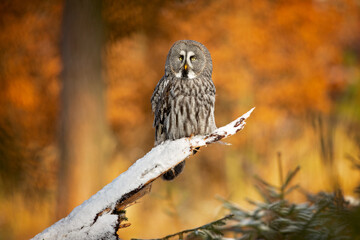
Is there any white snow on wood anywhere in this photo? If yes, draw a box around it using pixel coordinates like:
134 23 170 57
32 107 255 240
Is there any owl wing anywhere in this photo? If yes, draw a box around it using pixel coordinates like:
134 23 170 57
151 76 170 145
151 76 163 113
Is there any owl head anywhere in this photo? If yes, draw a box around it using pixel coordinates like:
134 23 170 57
165 40 212 79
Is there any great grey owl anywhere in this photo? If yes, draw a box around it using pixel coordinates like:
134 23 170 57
151 40 216 180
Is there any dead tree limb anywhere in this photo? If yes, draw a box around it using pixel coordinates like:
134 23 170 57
32 107 255 240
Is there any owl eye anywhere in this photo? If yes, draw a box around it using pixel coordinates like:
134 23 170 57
190 56 196 62
179 55 184 61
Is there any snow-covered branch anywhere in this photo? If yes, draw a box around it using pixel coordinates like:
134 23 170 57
32 107 255 240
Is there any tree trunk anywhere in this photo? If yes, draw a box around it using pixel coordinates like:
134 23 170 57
58 0 114 219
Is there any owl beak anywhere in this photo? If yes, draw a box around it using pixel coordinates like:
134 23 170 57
184 63 188 71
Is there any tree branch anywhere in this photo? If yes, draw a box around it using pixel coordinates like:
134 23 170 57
32 107 255 240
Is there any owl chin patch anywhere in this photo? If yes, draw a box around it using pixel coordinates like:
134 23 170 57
175 69 196 79
182 69 188 78
187 70 196 79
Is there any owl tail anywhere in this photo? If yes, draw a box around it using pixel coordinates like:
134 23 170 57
162 160 186 181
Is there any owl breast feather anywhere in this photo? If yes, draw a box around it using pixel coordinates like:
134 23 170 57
156 76 216 145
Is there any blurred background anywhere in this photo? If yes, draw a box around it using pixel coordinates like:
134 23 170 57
1 0 360 239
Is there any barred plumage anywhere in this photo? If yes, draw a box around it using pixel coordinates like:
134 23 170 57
151 40 216 180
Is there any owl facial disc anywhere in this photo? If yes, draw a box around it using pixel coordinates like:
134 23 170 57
174 50 197 79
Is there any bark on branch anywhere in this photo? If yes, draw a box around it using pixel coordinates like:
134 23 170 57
32 107 255 240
